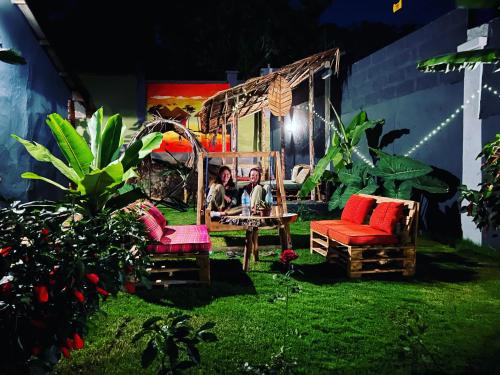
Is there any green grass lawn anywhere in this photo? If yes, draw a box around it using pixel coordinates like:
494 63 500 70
54 208 500 374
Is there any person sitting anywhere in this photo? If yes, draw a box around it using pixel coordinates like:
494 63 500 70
241 167 272 214
206 166 239 214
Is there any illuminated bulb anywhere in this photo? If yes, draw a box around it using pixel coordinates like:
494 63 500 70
466 100 470 104
432 130 437 135
484 84 488 88
488 87 492 91
472 94 475 98
455 109 460 113
494 91 498 95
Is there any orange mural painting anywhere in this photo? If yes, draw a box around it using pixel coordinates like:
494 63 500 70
146 83 230 152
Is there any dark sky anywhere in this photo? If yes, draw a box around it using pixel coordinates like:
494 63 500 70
26 0 458 79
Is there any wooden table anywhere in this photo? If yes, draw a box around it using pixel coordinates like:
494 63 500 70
221 213 298 271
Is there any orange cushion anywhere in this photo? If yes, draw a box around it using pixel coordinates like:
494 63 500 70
341 195 375 224
327 223 398 245
310 220 352 236
369 202 404 234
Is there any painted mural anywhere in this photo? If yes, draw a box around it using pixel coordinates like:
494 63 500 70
146 83 230 152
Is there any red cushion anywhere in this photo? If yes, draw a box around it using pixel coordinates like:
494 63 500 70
327 223 398 245
147 225 211 254
369 202 404 234
140 212 164 242
310 220 352 236
148 205 167 228
341 195 376 224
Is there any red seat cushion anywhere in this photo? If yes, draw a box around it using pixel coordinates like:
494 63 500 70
327 223 398 245
147 205 167 228
310 220 352 236
140 212 164 242
147 225 211 254
369 202 404 234
341 195 376 224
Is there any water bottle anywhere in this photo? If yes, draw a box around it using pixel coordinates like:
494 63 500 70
241 190 250 216
265 189 273 206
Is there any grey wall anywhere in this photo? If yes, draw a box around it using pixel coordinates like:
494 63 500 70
341 10 469 240
0 0 70 202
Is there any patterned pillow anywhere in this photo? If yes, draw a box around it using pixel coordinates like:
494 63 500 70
147 205 167 228
139 212 164 242
341 195 376 224
369 202 404 234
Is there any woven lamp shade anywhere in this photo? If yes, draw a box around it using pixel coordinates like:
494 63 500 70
267 76 292 117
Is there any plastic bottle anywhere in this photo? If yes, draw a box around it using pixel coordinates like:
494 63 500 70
241 190 250 216
265 188 273 206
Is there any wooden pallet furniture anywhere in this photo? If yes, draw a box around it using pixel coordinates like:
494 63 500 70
130 201 212 287
310 194 419 278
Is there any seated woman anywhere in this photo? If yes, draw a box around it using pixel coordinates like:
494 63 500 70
241 167 272 214
206 166 239 215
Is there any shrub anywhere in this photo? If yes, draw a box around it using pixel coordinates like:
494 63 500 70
0 201 150 373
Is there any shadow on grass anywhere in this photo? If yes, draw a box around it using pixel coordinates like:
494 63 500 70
414 252 480 282
137 259 257 309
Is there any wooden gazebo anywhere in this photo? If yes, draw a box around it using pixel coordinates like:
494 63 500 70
198 48 341 199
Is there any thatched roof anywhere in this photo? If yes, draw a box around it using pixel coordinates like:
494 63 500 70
199 48 341 133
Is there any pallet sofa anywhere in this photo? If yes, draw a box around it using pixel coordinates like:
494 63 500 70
310 194 419 278
130 200 211 287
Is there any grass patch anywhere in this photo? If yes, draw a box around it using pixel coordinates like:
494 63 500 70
54 207 500 374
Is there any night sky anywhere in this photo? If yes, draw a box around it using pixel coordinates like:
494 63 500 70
26 0 458 79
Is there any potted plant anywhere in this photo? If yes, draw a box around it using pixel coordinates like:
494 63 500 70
255 201 272 217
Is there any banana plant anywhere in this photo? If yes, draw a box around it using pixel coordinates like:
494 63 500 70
12 108 163 215
299 110 384 198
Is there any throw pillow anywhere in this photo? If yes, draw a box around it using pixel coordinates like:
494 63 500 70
139 212 164 242
148 205 167 228
369 202 404 234
341 195 376 224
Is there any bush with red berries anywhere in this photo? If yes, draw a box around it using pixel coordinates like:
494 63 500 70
0 201 150 373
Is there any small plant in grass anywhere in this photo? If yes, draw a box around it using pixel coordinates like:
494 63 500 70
397 310 442 373
133 311 217 375
242 250 300 375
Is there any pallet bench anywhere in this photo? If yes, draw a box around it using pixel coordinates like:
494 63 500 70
310 194 419 278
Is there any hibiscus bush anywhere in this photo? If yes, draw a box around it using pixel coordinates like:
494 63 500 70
0 201 150 373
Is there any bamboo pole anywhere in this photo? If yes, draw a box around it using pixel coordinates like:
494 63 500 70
308 68 316 201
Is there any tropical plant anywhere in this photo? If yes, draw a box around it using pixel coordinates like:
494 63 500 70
460 134 500 232
299 110 384 198
0 201 150 374
12 108 163 215
133 312 217 375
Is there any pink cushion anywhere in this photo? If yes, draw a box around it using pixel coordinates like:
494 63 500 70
341 195 376 224
140 212 163 242
147 225 211 254
369 202 404 234
327 223 399 245
147 205 167 228
310 220 352 236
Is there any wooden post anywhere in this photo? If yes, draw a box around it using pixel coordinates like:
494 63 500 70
324 61 332 167
275 151 288 215
196 153 205 225
261 109 270 179
279 116 286 178
231 113 238 179
308 68 316 201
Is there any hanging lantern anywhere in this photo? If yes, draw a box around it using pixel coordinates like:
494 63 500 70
267 75 292 117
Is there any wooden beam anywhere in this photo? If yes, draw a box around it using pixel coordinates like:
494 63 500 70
204 151 276 158
308 68 315 201
196 154 205 225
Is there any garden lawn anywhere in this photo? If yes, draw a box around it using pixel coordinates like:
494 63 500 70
54 208 500 374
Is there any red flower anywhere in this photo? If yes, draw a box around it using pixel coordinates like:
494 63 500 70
96 287 109 297
0 246 12 257
41 228 49 236
66 338 74 350
73 290 85 303
85 273 99 284
123 281 136 294
279 249 299 264
60 346 71 359
0 282 13 294
73 333 84 350
33 285 49 303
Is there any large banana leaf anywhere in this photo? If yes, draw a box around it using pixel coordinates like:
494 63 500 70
345 111 367 133
99 114 123 168
339 181 378 208
46 114 93 178
417 49 500 73
88 108 103 167
78 162 124 197
298 144 340 198
411 175 449 193
370 150 432 180
20 172 71 191
349 119 384 147
11 135 80 183
121 132 163 172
